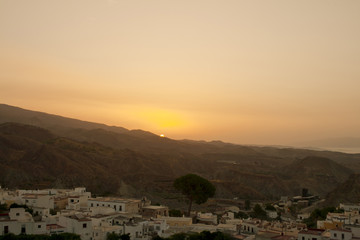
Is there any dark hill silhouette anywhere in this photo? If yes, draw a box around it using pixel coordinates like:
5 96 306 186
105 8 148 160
1 104 360 205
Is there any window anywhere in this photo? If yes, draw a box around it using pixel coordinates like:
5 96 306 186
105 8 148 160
71 199 74 203
38 225 42 228
342 234 344 239
91 203 93 207
120 206 122 211
4 226 9 234
16 213 20 216
83 223 87 228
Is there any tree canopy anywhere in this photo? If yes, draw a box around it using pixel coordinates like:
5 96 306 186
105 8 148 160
303 206 342 228
152 230 231 240
250 204 267 220
173 174 216 216
0 233 80 240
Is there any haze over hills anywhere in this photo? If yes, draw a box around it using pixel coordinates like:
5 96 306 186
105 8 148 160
294 137 360 154
1 103 360 206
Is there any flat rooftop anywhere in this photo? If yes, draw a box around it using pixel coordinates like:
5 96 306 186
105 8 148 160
89 197 141 204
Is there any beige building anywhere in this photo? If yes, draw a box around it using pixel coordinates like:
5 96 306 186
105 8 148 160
157 216 192 227
141 205 169 219
88 198 141 214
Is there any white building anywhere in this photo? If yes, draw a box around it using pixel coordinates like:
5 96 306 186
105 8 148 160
147 219 168 238
21 194 54 210
58 214 93 240
196 212 218 225
67 195 90 210
266 211 278 219
242 220 261 234
298 229 325 240
0 208 47 235
330 228 352 240
340 204 360 212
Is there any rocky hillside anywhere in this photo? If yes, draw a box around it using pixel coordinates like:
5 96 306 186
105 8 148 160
325 174 360 206
279 156 353 195
1 104 360 204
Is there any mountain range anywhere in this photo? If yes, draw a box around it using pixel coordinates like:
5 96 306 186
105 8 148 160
1 103 360 207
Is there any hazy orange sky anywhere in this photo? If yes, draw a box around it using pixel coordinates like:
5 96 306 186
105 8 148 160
1 0 360 145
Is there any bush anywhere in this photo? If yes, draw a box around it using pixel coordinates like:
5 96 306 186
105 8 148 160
169 209 182 217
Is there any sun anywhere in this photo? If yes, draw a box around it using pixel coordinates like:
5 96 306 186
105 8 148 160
160 134 165 137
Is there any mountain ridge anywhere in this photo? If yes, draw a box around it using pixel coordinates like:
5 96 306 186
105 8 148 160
1 104 360 207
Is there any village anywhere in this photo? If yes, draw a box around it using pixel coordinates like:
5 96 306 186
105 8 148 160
1 186 360 240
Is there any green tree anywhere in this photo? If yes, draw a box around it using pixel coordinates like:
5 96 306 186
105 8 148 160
106 233 120 240
0 203 8 213
169 233 187 240
250 204 267 220
169 209 182 217
265 204 276 211
174 174 216 216
244 199 251 210
303 206 338 228
119 234 130 240
9 203 33 215
234 211 248 219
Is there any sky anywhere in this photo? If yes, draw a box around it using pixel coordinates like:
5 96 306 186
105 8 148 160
1 0 360 146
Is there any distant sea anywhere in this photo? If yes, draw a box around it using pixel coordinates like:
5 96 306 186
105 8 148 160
322 147 360 154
